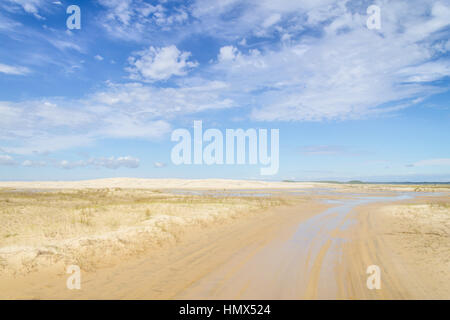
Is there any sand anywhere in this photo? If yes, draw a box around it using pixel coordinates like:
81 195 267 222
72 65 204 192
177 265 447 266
375 199 450 298
338 197 449 299
0 188 288 276
0 179 448 299
0 177 445 192
0 178 318 190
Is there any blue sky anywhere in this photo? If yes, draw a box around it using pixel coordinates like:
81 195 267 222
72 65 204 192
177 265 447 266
0 0 449 182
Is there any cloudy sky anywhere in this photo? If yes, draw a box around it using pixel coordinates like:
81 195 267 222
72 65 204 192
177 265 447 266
0 0 449 182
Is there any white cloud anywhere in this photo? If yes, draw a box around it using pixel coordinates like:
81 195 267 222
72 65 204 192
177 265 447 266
262 13 281 28
98 0 188 41
59 156 140 170
397 61 450 83
92 81 234 118
21 156 141 169
127 46 198 82
153 161 166 168
0 13 21 32
0 63 30 75
0 78 234 154
2 0 46 19
218 46 240 62
216 46 265 68
154 8 188 26
200 1 450 121
413 159 450 167
191 0 342 39
0 97 171 155
0 155 16 166
47 39 84 53
22 159 47 167
94 55 104 61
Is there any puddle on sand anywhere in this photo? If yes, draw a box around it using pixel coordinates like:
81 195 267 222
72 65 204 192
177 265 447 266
176 191 444 299
285 193 416 298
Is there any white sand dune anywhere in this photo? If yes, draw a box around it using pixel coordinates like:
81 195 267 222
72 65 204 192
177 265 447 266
0 178 320 190
0 178 446 193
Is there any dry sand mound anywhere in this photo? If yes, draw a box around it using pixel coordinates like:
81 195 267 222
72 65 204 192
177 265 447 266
0 188 289 275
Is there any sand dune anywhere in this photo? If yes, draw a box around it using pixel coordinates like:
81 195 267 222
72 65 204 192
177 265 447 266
0 188 288 276
0 178 317 190
0 178 446 193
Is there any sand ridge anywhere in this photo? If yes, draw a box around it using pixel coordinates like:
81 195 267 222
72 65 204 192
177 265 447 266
0 178 318 190
0 177 447 192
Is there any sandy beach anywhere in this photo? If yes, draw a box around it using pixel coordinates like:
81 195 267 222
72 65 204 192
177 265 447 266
0 179 448 299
